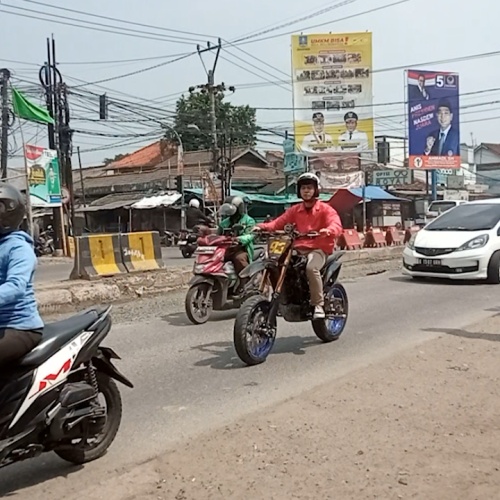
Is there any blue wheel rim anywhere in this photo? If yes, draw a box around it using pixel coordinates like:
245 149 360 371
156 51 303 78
326 286 347 336
248 304 274 358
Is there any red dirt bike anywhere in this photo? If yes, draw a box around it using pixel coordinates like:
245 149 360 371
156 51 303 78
184 225 265 325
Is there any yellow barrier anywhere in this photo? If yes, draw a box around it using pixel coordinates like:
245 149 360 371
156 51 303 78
120 231 164 272
70 234 127 280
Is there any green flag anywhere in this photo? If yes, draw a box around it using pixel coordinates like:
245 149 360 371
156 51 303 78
11 87 54 124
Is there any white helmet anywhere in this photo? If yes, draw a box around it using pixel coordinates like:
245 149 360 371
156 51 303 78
296 172 320 198
189 198 200 209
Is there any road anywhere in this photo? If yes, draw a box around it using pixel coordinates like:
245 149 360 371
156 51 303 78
35 247 193 283
1 271 498 497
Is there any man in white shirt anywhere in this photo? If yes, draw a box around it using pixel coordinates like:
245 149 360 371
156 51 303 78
338 111 369 151
301 112 335 153
410 74 431 101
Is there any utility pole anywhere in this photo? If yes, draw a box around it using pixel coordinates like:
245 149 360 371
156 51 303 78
39 36 63 253
190 39 236 201
0 68 11 179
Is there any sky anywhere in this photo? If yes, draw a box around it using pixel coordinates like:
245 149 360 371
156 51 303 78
2 0 499 168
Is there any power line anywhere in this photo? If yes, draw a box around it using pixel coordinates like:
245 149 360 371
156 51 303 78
21 0 217 39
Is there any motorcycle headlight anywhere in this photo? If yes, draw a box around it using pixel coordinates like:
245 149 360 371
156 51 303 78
406 234 417 250
457 234 489 252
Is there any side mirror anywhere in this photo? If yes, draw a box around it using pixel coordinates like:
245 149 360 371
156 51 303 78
497 227 500 237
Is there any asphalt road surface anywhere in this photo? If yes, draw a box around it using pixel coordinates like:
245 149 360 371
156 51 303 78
35 247 193 283
1 271 498 497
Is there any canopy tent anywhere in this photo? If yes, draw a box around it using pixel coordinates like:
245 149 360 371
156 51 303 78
328 186 409 213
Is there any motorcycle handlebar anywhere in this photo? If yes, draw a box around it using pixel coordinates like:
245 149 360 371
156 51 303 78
255 230 321 238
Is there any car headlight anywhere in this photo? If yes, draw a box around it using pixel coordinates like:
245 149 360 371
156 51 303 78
406 234 417 250
457 234 489 251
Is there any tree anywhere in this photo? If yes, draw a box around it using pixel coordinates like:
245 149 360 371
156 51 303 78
168 92 257 151
103 153 128 166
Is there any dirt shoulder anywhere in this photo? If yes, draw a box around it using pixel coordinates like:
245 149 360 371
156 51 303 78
110 314 500 500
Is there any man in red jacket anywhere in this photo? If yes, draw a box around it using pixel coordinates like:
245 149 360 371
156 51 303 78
255 172 343 319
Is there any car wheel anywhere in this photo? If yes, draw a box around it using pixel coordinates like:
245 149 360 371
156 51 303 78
486 251 500 284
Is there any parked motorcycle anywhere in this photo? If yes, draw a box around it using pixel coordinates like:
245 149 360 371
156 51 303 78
233 223 349 366
184 225 265 325
0 306 133 469
35 227 55 256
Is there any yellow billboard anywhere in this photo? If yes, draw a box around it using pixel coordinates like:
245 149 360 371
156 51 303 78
291 32 374 155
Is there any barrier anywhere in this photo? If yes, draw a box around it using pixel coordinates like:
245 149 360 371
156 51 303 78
337 229 363 250
364 228 387 248
385 226 403 246
70 234 126 280
404 226 420 244
120 231 165 272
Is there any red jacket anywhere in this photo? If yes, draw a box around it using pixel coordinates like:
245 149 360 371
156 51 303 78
258 200 343 254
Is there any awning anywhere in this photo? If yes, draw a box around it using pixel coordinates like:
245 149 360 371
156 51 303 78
328 186 410 213
130 193 181 209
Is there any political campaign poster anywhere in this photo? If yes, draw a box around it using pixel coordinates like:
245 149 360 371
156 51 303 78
25 144 62 207
291 32 374 156
407 70 460 169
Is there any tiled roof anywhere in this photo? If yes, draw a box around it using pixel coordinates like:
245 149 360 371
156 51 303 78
481 143 500 157
107 140 171 170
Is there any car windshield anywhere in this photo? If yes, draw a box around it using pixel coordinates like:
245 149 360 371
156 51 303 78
428 201 457 214
426 203 500 231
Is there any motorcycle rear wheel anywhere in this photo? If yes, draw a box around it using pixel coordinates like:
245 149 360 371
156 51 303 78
233 295 275 366
54 373 122 465
312 282 349 342
185 283 213 324
181 247 194 258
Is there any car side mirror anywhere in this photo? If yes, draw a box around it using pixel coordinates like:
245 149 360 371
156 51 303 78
497 227 500 236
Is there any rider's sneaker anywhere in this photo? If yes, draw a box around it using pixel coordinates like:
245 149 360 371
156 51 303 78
313 305 325 319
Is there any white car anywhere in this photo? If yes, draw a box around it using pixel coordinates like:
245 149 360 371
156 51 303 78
403 199 500 283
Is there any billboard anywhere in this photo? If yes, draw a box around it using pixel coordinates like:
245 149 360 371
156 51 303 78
308 153 364 190
291 32 374 155
25 145 62 207
407 70 460 169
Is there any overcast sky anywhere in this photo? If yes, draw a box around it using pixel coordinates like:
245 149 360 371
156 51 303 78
2 0 498 166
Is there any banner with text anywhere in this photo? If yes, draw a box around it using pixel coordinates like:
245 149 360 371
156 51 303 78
407 70 460 169
25 144 62 207
291 32 374 157
308 153 363 190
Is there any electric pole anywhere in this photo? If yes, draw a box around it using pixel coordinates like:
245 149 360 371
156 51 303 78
190 39 235 201
0 68 11 179
39 36 64 253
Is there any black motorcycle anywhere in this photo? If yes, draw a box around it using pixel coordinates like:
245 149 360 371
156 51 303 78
178 229 199 258
233 223 348 366
0 306 132 469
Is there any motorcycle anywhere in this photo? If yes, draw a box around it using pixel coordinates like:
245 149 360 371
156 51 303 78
0 305 133 469
178 229 199 258
184 224 265 325
35 229 55 257
233 223 349 366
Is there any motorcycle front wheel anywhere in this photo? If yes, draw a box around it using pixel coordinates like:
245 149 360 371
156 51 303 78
312 282 349 342
185 283 213 324
54 373 122 465
233 295 275 366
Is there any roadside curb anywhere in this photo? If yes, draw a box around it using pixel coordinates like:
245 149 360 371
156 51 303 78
36 246 404 313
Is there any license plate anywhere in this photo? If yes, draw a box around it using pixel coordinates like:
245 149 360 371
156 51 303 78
179 241 187 245
418 258 441 266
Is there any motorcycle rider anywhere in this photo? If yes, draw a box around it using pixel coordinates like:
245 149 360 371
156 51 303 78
218 196 256 296
0 184 43 368
254 172 343 319
186 198 212 230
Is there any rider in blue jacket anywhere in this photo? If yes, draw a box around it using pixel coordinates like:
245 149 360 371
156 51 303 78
0 184 43 367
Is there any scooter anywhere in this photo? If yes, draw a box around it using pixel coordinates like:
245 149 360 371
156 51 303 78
184 225 265 324
178 229 200 258
0 306 133 469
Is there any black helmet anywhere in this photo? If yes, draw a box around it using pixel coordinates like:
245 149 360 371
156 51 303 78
296 172 320 198
0 183 25 235
219 195 245 218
